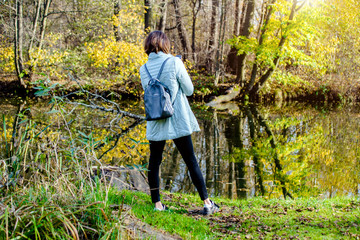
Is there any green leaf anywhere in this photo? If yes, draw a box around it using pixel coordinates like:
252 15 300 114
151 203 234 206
45 110 60 114
129 138 139 144
18 119 28 125
34 124 52 139
78 131 89 139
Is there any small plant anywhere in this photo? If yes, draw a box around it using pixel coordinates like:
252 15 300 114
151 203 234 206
0 77 138 238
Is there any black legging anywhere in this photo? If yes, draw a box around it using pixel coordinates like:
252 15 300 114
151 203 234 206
148 135 208 203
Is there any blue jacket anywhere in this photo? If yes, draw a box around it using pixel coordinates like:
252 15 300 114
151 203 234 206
140 51 200 141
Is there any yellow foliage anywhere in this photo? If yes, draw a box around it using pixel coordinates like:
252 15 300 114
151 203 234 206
111 0 145 43
85 37 146 81
0 45 15 73
27 33 70 78
83 0 147 85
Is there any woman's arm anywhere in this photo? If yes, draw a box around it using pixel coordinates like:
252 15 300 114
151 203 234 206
175 58 194 96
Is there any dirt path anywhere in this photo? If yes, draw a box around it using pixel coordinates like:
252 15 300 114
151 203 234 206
97 166 182 239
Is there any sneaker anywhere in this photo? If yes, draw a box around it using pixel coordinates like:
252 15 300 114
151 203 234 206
154 203 168 211
200 200 220 215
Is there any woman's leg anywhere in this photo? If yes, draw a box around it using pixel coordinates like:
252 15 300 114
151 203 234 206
148 140 166 203
173 135 209 201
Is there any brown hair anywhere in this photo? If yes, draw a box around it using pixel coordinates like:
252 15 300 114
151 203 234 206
144 31 170 55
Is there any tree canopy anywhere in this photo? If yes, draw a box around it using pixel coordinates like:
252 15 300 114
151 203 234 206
0 0 359 99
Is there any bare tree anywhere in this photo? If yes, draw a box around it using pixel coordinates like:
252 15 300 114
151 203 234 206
190 0 202 62
226 0 242 74
14 0 26 88
233 0 241 36
214 0 228 85
12 0 53 88
28 0 42 60
172 0 192 60
38 0 51 52
206 0 220 73
157 0 168 32
236 0 255 87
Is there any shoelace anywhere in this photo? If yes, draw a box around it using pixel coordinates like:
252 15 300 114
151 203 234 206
204 200 214 208
154 203 167 211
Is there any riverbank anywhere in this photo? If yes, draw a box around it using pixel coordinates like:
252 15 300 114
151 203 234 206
3 168 359 239
1 73 359 104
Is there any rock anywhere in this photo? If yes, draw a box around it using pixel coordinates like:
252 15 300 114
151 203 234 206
208 102 240 113
206 85 241 106
92 166 150 193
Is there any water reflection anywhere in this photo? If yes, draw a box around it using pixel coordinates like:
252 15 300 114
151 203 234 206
1 98 359 199
160 103 360 199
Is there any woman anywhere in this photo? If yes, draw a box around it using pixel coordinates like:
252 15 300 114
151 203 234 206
139 31 219 215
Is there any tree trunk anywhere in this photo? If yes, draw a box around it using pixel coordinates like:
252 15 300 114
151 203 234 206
233 0 241 36
28 0 42 58
172 0 191 60
248 0 298 97
113 0 121 42
113 0 121 69
38 0 51 52
215 0 228 85
158 0 167 32
206 0 220 73
191 0 201 62
27 0 51 79
144 0 151 33
14 0 26 89
164 147 180 191
243 0 275 95
236 0 255 87
191 14 196 60
226 0 244 74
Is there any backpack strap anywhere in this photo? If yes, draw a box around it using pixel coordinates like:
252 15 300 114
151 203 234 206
157 57 171 79
144 64 153 79
144 57 171 80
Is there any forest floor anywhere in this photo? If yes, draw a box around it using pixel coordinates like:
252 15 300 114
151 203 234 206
98 169 360 239
120 189 360 239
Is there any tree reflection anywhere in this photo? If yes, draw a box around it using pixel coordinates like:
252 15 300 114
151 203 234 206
250 106 293 199
225 113 247 199
245 106 266 197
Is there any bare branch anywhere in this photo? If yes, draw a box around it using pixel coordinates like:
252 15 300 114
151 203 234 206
97 120 143 160
63 71 145 121
0 3 16 11
65 101 144 120
295 0 307 12
45 10 83 18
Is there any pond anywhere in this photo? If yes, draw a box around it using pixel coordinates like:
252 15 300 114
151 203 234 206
1 97 359 199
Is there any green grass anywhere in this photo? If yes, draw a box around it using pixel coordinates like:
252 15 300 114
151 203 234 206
115 190 215 239
120 190 360 239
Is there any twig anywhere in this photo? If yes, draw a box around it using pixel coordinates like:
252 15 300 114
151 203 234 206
65 101 144 120
97 120 143 160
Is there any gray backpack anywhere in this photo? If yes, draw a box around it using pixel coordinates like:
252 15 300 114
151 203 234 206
144 57 174 121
